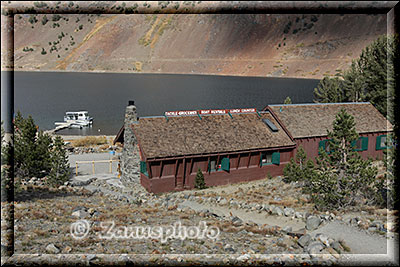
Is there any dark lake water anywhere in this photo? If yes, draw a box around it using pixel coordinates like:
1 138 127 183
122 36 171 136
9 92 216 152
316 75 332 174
6 71 319 135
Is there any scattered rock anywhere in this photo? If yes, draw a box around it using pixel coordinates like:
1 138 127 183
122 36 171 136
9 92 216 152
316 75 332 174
307 241 324 254
272 206 283 216
283 207 294 217
231 216 243 227
298 234 312 248
62 246 72 253
46 243 60 254
306 216 321 231
72 209 89 218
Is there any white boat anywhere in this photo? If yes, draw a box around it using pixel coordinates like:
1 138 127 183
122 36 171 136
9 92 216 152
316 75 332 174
54 111 93 128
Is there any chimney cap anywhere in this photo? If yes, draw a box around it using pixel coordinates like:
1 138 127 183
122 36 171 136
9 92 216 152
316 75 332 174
128 100 135 106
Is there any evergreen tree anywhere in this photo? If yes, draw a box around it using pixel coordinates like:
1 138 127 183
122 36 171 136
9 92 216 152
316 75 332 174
48 136 71 186
14 111 38 178
313 35 398 123
283 145 314 184
309 109 378 210
35 131 53 177
194 168 206 189
284 96 292 104
313 76 346 103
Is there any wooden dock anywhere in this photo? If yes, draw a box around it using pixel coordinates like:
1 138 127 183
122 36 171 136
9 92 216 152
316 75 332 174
45 122 74 134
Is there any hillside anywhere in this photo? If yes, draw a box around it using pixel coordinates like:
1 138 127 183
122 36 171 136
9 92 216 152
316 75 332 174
13 13 386 78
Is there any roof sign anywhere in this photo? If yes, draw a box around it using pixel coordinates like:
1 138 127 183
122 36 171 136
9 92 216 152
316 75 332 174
165 108 257 117
262 118 278 132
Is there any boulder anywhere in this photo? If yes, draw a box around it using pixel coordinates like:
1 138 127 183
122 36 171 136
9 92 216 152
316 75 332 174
72 209 89 219
297 234 312 248
46 243 60 254
306 216 321 230
272 207 283 216
307 241 324 254
283 207 295 217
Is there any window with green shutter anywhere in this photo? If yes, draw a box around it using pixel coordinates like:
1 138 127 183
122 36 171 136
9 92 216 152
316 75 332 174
376 135 389 150
352 137 369 151
220 157 230 171
318 139 332 154
208 157 217 172
260 152 273 166
271 152 280 165
140 161 148 176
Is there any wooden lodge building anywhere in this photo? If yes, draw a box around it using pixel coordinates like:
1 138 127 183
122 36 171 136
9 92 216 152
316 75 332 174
115 102 393 193
265 102 393 161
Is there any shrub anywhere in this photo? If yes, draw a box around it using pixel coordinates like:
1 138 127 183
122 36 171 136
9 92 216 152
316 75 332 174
41 15 49 25
71 136 108 147
194 168 206 189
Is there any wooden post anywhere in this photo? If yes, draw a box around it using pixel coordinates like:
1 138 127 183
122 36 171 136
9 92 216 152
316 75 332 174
237 154 241 170
76 162 78 176
109 160 112 173
92 161 95 174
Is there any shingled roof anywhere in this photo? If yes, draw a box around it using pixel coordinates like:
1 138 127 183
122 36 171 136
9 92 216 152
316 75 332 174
131 112 295 159
268 102 393 139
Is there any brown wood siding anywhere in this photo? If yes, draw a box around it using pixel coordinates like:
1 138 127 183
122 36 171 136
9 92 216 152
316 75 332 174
141 148 294 193
295 131 389 162
150 161 161 178
238 153 249 168
161 159 176 177
229 154 239 169
249 152 260 167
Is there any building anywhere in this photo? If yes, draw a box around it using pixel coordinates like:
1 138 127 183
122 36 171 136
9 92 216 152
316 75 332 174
265 102 393 161
115 102 393 193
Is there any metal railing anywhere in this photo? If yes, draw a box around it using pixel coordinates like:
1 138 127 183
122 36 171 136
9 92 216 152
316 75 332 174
75 159 120 175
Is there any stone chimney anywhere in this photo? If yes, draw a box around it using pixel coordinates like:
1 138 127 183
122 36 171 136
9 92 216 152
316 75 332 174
120 100 139 186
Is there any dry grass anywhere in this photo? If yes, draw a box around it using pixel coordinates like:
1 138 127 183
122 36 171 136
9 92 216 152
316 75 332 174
71 136 108 147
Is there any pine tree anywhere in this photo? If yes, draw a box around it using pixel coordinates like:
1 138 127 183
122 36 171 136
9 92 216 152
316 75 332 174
313 76 346 103
313 35 398 123
284 96 292 104
35 131 53 177
194 168 206 189
309 109 379 210
14 111 38 178
283 145 314 184
48 136 71 186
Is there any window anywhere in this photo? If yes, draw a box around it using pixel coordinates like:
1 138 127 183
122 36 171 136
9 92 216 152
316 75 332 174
261 152 272 165
376 135 391 150
140 161 148 176
351 137 368 151
318 139 332 154
260 151 280 165
209 156 229 172
208 157 217 172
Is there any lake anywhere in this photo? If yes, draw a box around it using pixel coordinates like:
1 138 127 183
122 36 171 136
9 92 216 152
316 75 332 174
6 71 319 135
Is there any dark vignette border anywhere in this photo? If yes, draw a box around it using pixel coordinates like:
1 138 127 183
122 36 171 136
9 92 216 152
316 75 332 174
1 1 399 266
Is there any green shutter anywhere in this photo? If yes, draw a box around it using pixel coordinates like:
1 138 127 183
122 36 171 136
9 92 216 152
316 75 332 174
271 152 280 165
140 161 148 176
361 137 369 151
376 135 382 150
318 140 326 154
221 157 230 171
208 159 211 173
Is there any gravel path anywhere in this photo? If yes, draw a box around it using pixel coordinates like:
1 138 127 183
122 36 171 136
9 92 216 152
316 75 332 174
309 220 395 254
180 200 306 231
